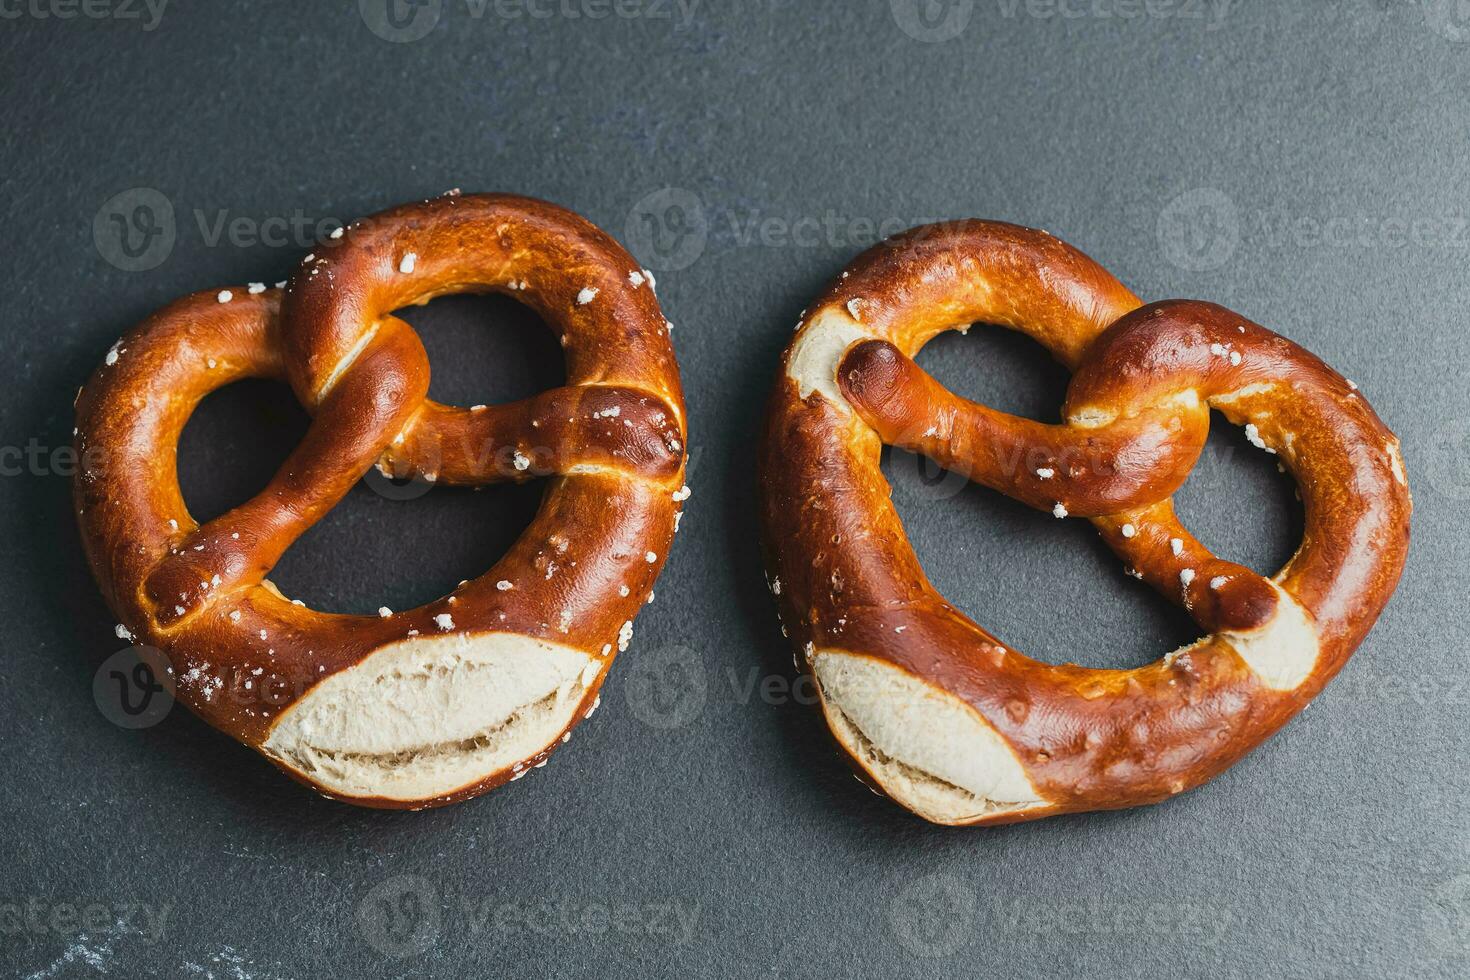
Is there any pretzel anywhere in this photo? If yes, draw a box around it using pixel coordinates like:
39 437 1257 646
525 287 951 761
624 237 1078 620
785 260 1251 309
759 221 1411 826
75 194 688 809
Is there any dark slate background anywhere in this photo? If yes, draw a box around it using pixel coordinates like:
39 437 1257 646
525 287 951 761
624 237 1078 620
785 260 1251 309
2 2 1466 977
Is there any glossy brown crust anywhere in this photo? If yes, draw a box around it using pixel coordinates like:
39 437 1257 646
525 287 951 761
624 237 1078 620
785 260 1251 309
759 221 1411 824
75 194 687 808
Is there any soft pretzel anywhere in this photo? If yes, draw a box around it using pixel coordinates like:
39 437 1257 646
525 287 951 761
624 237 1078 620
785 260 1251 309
75 194 688 808
759 221 1410 826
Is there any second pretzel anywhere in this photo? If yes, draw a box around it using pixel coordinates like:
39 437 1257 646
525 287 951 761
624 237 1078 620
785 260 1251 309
759 221 1411 826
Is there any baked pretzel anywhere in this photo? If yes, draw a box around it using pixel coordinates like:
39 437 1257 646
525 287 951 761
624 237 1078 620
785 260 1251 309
759 221 1410 826
75 194 688 809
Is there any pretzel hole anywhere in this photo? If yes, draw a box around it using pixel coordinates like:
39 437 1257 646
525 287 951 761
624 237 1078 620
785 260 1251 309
884 443 1198 670
267 295 567 615
395 292 565 406
918 324 1070 422
266 479 545 617
882 327 1182 668
1173 410 1302 577
177 378 309 524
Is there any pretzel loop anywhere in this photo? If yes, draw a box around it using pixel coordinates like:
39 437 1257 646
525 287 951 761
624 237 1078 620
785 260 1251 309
76 194 688 809
760 221 1410 826
283 194 683 485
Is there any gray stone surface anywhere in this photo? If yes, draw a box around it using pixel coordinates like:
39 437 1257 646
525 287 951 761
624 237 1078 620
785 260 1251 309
1 2 1465 977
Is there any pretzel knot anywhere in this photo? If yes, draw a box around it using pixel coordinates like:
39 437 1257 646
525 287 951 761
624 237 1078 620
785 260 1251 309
75 194 688 808
759 221 1411 826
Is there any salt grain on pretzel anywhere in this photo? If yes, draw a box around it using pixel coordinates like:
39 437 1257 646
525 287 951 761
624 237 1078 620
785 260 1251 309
75 194 688 809
759 220 1410 826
